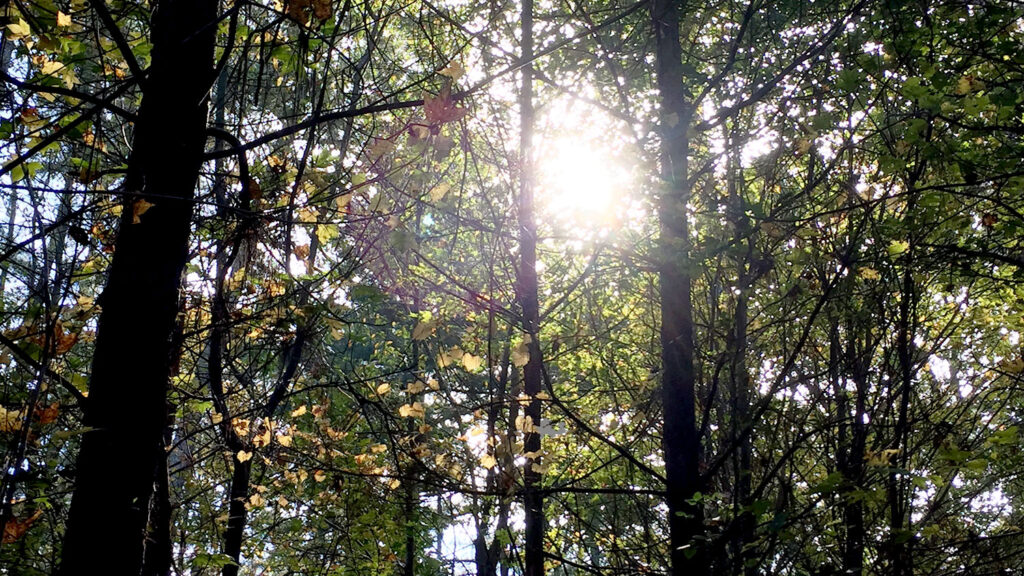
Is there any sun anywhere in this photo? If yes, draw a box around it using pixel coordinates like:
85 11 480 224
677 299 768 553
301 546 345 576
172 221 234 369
536 129 630 234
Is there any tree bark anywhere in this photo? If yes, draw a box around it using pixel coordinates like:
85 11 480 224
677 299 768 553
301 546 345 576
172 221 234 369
518 0 544 574
58 0 216 573
652 1 707 574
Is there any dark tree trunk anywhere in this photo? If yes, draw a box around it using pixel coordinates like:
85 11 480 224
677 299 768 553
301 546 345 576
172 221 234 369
652 1 706 574
518 0 543 574
834 317 867 576
725 133 754 576
58 0 216 573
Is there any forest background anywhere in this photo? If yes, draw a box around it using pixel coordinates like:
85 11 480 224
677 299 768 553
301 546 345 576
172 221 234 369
1 0 1023 575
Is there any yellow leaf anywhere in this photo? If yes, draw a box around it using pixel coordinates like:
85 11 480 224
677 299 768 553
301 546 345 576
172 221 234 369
426 377 439 391
388 478 402 490
248 493 264 507
437 347 462 368
314 469 327 482
132 199 155 224
211 412 223 425
858 268 880 281
480 454 497 469
276 433 292 447
232 418 250 436
370 443 387 454
531 462 549 474
252 425 272 448
515 415 536 434
462 353 483 372
375 382 391 396
412 319 436 340
335 193 352 212
511 341 530 367
277 496 289 507
0 405 26 432
406 380 426 394
429 183 450 201
290 404 307 418
57 11 72 27
41 60 63 76
6 19 31 40
438 61 465 80
236 450 252 463
398 402 425 419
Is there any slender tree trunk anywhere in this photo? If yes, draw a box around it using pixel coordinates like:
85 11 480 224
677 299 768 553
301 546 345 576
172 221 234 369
58 0 216 573
726 145 754 576
652 1 706 574
889 239 916 576
518 0 544 574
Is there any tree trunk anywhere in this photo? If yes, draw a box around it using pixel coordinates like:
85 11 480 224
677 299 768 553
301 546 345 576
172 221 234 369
726 146 754 576
652 1 706 574
518 0 544 574
58 0 216 573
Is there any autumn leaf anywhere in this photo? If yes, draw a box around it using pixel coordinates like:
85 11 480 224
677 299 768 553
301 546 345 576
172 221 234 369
412 319 437 340
41 60 63 76
252 424 272 448
858 268 880 281
398 402 425 419
511 341 530 367
429 183 450 201
132 199 155 224
375 383 391 396
312 0 331 19
461 353 483 372
438 61 465 80
388 478 401 490
232 417 250 437
367 138 395 160
56 11 72 27
335 193 352 212
290 404 307 418
0 405 26 433
6 19 31 40
2 510 43 544
236 450 253 463
285 0 311 24
34 402 59 425
423 92 469 126
313 469 326 482
480 454 497 469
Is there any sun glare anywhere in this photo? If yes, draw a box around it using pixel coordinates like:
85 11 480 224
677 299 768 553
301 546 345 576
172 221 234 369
537 129 630 234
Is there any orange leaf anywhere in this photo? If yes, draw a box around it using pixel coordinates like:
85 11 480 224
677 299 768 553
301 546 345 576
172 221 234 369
2 510 42 544
35 402 59 425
